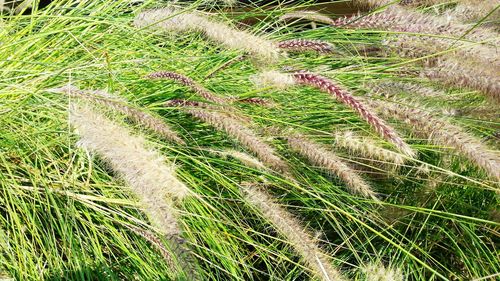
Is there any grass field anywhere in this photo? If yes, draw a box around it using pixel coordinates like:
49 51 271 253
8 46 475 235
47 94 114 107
1 1 499 280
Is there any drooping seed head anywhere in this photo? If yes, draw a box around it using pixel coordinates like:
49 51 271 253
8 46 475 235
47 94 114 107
292 70 415 157
277 39 335 54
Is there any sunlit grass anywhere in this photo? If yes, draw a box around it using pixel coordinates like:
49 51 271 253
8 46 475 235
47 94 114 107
1 1 498 280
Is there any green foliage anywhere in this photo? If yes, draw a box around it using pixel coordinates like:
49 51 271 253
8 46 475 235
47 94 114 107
1 1 498 280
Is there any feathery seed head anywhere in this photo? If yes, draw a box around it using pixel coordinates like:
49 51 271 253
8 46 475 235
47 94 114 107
169 101 288 172
237 97 270 106
368 99 500 181
333 6 499 46
277 39 335 54
135 8 281 63
126 225 176 269
292 71 415 157
288 133 379 200
421 58 500 102
165 99 204 108
213 149 267 170
147 71 231 104
70 104 191 236
368 80 448 99
360 263 404 281
52 85 184 144
334 131 406 167
280 10 335 25
242 184 347 281
251 70 296 89
133 7 196 32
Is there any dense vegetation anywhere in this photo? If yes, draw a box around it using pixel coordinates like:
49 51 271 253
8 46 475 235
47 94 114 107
1 1 498 280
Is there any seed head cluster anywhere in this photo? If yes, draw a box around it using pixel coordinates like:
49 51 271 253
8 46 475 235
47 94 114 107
368 99 500 181
293 71 415 157
134 8 281 63
288 133 379 200
70 104 191 236
242 184 347 281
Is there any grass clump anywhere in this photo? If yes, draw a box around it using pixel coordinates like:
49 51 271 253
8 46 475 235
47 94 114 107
0 0 499 280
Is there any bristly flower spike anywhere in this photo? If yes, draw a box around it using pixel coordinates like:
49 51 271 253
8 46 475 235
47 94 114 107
51 85 184 144
288 133 379 200
242 184 348 281
292 71 415 157
277 39 335 54
168 100 289 172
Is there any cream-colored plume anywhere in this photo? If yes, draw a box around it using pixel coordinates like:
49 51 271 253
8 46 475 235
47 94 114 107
70 104 190 236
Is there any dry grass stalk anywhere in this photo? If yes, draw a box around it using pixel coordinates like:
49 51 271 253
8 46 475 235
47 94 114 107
293 71 415 157
368 99 500 181
168 100 288 172
288 133 378 200
277 39 335 54
134 8 280 63
241 184 346 281
334 131 406 167
53 85 184 144
70 104 191 236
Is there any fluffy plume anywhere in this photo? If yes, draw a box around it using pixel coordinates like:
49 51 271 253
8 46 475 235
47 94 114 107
134 8 280 62
377 34 499 100
360 263 404 281
381 34 499 75
332 6 499 45
368 80 448 99
53 85 184 144
351 0 391 8
237 97 269 106
334 131 406 167
146 71 230 104
126 224 199 279
277 39 335 54
70 104 191 236
450 1 500 23
205 0 237 6
421 58 500 102
279 10 336 25
401 0 500 23
292 71 415 157
241 184 346 281
168 100 288 172
209 149 267 170
147 71 268 105
368 99 500 181
288 133 378 200
251 70 297 89
126 224 176 268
